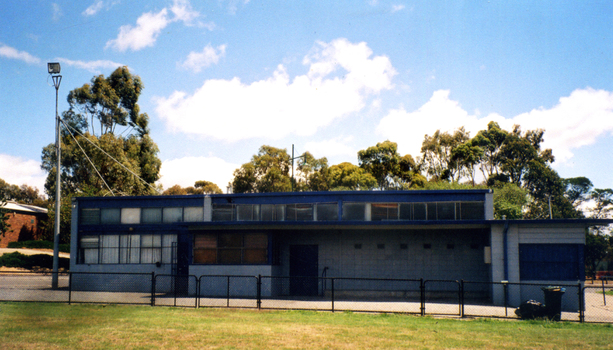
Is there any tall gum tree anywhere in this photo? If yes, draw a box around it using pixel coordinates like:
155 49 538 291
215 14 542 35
41 66 161 199
41 67 162 242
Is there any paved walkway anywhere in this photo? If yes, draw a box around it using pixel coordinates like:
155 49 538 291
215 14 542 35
0 248 70 259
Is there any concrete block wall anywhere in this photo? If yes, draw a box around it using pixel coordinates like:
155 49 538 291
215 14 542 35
278 228 490 284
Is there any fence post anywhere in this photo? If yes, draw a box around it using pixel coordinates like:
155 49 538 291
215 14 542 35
331 278 335 313
502 281 508 317
460 280 465 318
68 272 72 305
602 279 607 306
227 276 231 308
420 278 425 316
257 275 262 310
197 276 201 309
579 282 585 323
151 272 156 307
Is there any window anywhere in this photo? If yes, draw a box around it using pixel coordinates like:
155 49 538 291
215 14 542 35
427 203 437 220
78 233 176 265
193 233 269 264
342 203 366 221
142 208 162 224
371 203 398 221
100 208 120 224
413 203 427 220
399 204 412 220
80 236 99 263
212 204 234 221
437 203 455 220
316 203 338 221
141 235 162 263
236 204 259 221
80 208 100 225
120 235 140 263
260 204 286 221
121 208 140 224
459 202 485 220
184 207 204 222
100 235 119 263
163 207 183 223
286 204 313 221
519 244 584 281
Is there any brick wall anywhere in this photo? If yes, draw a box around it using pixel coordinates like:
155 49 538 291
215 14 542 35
0 211 43 248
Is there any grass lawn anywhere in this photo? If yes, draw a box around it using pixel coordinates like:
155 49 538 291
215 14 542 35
1 302 612 349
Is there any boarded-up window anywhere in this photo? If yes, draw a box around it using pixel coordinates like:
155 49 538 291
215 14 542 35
193 233 269 264
519 244 584 281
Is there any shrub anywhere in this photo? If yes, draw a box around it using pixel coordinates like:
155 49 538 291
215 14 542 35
7 240 70 253
0 252 69 270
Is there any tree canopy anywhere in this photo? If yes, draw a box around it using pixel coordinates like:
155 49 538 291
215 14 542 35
41 66 161 199
163 181 223 195
40 67 162 243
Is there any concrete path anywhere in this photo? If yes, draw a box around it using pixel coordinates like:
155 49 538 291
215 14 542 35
0 248 70 259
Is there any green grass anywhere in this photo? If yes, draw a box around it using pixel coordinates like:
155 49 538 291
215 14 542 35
0 303 612 349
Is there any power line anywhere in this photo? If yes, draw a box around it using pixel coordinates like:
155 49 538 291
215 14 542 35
62 120 114 196
61 120 161 195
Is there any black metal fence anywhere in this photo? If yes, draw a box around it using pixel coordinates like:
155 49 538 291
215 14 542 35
1 271 612 323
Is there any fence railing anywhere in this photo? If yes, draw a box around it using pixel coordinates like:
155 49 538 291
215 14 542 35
1 271 612 323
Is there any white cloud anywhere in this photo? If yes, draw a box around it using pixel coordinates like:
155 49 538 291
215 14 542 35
57 58 123 73
0 44 40 65
83 1 104 16
225 0 250 15
0 155 46 193
377 90 482 156
170 0 200 24
391 4 405 13
105 8 170 52
106 0 200 52
158 156 238 191
52 3 62 21
156 38 396 142
376 88 613 164
179 44 226 72
512 88 613 162
304 137 356 158
199 21 216 31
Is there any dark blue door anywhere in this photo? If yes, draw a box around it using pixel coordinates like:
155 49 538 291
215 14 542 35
290 245 318 296
175 233 190 295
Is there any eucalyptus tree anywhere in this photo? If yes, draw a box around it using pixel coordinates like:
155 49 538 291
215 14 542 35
420 128 470 182
232 145 292 193
41 66 161 198
358 140 423 190
327 162 377 191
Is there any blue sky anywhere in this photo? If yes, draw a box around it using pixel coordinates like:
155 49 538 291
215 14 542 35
1 0 612 194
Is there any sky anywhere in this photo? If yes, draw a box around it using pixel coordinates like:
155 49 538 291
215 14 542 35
1 0 613 195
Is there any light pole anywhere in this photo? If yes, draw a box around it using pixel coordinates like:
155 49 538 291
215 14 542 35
48 62 62 289
290 144 306 192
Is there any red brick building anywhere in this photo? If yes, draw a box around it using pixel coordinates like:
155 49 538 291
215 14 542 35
0 202 48 248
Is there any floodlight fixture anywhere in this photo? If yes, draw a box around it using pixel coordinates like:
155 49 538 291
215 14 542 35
48 62 61 74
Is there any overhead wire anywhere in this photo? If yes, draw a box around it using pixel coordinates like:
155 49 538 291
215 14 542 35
60 119 162 195
61 120 114 196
